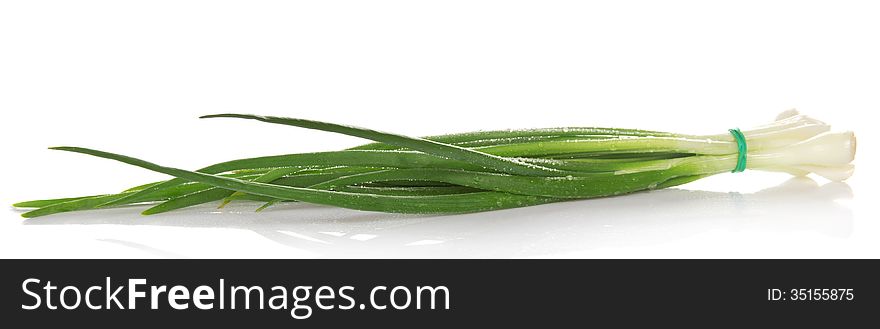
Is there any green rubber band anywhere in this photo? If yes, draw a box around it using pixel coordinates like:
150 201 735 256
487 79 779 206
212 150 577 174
728 128 747 173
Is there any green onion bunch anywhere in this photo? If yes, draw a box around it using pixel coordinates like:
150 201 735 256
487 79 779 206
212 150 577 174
14 110 855 218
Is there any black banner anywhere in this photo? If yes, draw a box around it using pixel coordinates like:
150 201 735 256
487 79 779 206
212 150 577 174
1 260 876 326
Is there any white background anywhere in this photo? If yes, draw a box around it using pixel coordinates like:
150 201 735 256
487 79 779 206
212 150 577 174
1 1 876 258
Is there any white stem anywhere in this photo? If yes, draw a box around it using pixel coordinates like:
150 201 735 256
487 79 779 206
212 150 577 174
749 131 856 168
737 110 857 181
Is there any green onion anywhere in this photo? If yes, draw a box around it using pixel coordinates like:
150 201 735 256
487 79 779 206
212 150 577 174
14 110 855 218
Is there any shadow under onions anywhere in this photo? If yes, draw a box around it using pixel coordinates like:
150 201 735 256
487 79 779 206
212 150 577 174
22 177 853 258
